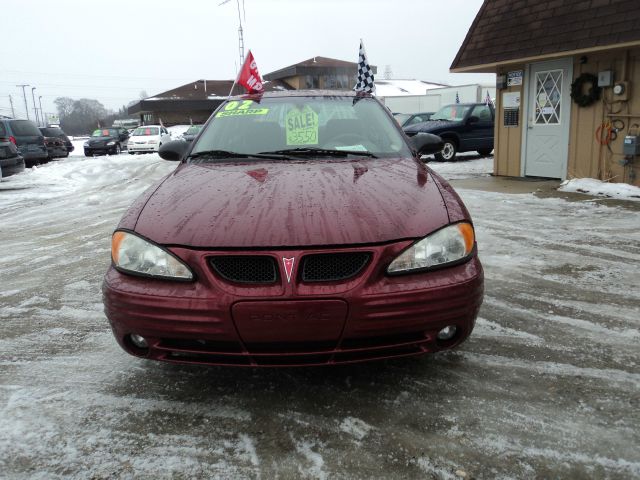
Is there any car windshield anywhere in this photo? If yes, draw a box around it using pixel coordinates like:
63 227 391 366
132 127 160 136
190 96 412 161
185 125 203 135
92 129 118 137
431 105 472 121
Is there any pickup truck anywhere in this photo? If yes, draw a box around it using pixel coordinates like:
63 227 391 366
403 103 495 161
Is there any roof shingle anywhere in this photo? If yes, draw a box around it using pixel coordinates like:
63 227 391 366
451 0 640 71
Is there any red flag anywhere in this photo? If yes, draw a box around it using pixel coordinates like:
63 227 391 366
237 50 264 94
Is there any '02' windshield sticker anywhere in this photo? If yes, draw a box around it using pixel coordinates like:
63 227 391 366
286 105 319 145
216 99 269 117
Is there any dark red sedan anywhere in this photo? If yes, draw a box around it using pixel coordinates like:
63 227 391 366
103 91 483 367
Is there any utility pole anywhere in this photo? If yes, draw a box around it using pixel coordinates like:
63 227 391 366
16 84 29 120
39 96 45 126
31 87 39 126
9 95 16 118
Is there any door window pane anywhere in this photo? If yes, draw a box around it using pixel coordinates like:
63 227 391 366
534 69 562 125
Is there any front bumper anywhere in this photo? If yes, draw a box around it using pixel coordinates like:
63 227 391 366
128 143 158 153
103 242 484 367
84 146 116 156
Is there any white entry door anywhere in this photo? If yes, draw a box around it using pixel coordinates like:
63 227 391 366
524 59 572 178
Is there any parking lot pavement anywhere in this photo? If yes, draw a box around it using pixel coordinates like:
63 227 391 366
1 155 639 479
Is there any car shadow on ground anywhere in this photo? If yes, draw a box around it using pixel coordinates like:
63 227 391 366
106 350 470 405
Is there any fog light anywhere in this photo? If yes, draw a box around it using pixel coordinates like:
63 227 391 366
437 326 457 341
130 334 148 348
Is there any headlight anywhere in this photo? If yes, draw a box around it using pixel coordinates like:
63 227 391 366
83 141 89 147
111 231 193 280
148 139 158 144
107 141 116 146
387 223 475 274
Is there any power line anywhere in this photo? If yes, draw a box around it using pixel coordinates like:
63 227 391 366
0 80 161 91
0 69 191 82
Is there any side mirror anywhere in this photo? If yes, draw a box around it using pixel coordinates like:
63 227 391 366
409 133 444 155
467 115 479 124
159 140 189 161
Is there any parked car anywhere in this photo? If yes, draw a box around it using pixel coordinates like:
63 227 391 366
103 90 483 367
180 124 203 143
39 126 74 155
84 127 129 156
393 112 434 128
404 103 495 161
39 127 68 160
127 125 172 154
0 118 48 167
0 138 25 177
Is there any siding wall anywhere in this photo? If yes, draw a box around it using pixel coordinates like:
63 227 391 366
494 64 525 177
568 47 640 186
494 48 640 186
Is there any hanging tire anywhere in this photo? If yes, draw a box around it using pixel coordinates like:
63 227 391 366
434 140 457 161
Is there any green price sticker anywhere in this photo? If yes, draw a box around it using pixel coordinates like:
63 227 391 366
216 99 269 117
286 106 319 145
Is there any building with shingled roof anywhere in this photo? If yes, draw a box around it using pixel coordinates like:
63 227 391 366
452 0 640 186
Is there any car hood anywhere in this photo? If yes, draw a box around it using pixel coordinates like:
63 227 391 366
132 157 449 248
405 120 460 133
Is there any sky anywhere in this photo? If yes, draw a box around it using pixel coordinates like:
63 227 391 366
0 0 492 119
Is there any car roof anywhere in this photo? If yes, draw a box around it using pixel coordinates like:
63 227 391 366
230 89 374 101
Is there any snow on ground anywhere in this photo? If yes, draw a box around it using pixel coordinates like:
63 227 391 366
0 153 639 478
426 153 493 179
560 177 640 201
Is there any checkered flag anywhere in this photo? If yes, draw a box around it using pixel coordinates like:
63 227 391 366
354 39 375 94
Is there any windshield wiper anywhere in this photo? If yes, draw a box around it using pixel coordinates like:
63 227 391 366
260 147 377 158
187 150 291 161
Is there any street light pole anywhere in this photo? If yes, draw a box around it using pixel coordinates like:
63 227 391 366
39 96 45 126
9 95 16 118
16 84 30 120
31 87 39 126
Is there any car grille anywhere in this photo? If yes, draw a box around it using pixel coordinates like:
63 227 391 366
301 252 370 282
209 256 277 284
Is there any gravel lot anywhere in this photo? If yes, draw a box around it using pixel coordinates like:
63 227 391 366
1 151 638 479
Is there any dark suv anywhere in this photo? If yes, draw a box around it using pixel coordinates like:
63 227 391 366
0 138 25 177
404 103 495 161
84 127 129 156
0 118 48 167
39 126 74 157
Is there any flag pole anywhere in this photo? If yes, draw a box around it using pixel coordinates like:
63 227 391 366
228 50 248 98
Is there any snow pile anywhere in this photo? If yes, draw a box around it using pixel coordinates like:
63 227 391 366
559 178 640 201
427 156 493 179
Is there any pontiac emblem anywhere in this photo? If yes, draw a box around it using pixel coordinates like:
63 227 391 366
282 257 295 283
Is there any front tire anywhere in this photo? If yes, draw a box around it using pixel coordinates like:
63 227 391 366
434 140 457 161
